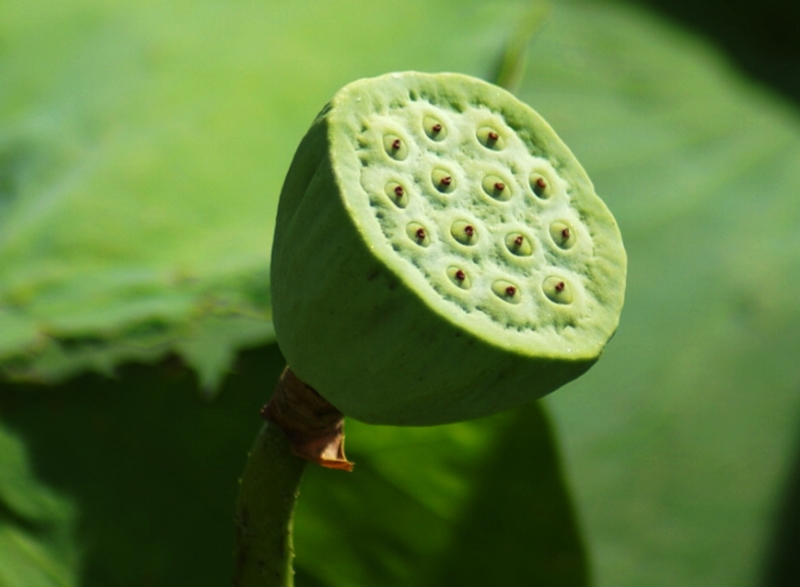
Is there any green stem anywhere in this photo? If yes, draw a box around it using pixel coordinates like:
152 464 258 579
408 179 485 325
234 422 307 587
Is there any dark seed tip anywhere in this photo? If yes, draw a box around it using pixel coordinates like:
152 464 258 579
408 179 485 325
505 286 516 296
555 281 565 292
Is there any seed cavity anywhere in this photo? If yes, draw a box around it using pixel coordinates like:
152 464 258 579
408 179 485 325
531 173 549 198
383 134 408 160
481 174 511 201
549 221 576 249
406 222 430 247
431 168 455 193
423 116 446 141
447 266 471 289
504 233 533 256
384 181 409 208
350 76 606 336
492 280 521 304
543 276 573 304
450 220 478 245
476 126 505 150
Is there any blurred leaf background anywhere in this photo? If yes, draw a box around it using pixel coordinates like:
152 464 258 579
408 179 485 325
1 0 799 586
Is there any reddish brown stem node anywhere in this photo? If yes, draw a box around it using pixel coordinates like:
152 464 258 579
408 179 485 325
261 367 354 472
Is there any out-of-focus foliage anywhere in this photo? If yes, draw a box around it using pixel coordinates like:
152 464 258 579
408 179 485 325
0 0 528 386
630 0 800 102
0 346 588 587
522 4 800 586
1 1 589 585
0 426 78 587
1 0 800 586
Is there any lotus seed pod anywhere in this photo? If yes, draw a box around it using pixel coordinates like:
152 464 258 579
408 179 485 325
271 72 626 426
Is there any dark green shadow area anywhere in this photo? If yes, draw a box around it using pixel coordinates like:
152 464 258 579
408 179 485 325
424 401 589 587
624 0 800 102
763 408 800 587
0 342 588 587
0 345 286 586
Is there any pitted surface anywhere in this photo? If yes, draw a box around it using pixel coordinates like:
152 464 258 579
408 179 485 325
354 91 592 332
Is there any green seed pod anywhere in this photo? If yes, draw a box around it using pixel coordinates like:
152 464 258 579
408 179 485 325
271 72 626 426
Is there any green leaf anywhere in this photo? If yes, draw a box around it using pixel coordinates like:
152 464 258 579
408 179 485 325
0 0 535 386
295 403 588 587
0 344 588 587
4 1 800 586
0 424 79 587
2 3 589 586
517 2 800 586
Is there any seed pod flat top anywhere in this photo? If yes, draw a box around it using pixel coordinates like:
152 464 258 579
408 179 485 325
271 72 626 426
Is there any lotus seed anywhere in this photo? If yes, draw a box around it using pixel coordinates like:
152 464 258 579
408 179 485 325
383 134 408 160
550 221 576 249
491 280 521 304
451 220 478 245
405 222 430 247
481 174 511 201
531 175 548 198
432 168 455 193
504 233 533 256
270 71 626 426
384 182 408 208
477 126 505 150
543 276 573 304
423 116 446 140
447 266 471 289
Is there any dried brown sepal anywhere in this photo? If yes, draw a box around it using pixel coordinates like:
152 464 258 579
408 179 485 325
261 367 354 472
